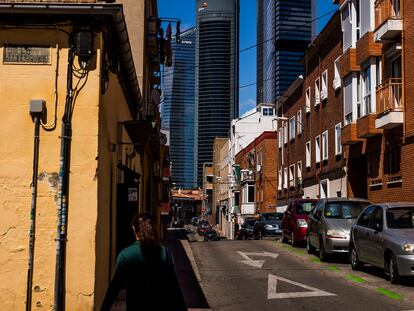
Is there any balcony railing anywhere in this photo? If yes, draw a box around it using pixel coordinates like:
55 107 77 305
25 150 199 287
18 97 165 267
375 0 401 29
376 78 402 116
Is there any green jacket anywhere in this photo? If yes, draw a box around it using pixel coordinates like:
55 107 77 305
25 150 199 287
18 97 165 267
100 241 186 310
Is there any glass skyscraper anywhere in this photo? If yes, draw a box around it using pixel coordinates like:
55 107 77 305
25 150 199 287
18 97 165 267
161 27 197 189
196 0 239 185
257 0 312 104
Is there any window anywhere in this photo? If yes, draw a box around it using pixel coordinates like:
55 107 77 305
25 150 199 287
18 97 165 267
297 161 302 189
289 165 295 188
315 78 321 106
320 179 329 199
297 110 302 135
355 0 361 40
357 206 376 227
283 167 288 189
262 107 275 116
306 141 311 168
357 72 362 118
361 65 371 116
321 70 328 101
306 87 311 113
322 130 328 161
278 128 283 148
333 57 341 90
283 122 288 144
384 144 401 175
246 184 254 203
315 136 321 163
335 123 342 155
367 150 381 178
289 116 295 141
278 169 282 190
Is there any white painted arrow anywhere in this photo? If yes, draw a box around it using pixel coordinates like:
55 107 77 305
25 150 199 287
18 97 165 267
267 274 336 299
237 251 279 268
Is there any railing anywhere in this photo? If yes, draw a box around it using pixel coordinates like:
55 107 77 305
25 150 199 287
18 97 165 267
375 0 401 29
376 78 402 116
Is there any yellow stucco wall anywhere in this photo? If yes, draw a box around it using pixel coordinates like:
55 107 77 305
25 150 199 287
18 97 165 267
0 27 141 310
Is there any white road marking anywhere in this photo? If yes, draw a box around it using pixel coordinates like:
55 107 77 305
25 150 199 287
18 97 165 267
267 274 337 299
237 251 279 269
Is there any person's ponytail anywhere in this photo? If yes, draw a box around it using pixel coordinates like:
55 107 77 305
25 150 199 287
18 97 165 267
131 213 162 262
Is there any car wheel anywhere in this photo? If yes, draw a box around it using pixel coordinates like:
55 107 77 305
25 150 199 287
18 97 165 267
281 231 288 243
388 254 400 284
306 235 316 254
319 237 328 262
350 245 363 270
291 232 296 247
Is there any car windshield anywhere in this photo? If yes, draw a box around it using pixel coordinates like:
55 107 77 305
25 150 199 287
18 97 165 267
324 201 369 219
262 213 283 220
386 207 414 229
295 202 316 214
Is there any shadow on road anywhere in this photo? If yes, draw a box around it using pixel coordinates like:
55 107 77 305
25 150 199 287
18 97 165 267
166 230 210 309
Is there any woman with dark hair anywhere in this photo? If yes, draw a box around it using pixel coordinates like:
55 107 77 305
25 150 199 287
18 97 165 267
100 213 187 310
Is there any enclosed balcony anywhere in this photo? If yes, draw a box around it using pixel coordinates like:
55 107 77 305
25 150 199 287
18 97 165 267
374 0 402 42
357 114 383 138
341 123 363 145
375 78 403 129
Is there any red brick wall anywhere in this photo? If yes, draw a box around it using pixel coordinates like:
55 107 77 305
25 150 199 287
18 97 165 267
401 0 414 201
277 13 343 203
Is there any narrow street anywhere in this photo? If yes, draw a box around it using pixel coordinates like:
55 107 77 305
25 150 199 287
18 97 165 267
189 238 414 311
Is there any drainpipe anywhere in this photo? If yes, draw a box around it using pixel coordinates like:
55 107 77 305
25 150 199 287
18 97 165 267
54 37 75 311
26 100 45 311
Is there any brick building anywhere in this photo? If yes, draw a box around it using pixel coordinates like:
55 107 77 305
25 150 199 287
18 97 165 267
276 12 346 208
235 131 278 219
337 0 414 203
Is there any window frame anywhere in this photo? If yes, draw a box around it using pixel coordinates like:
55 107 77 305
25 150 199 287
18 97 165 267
283 167 288 189
289 164 295 188
322 130 329 161
306 87 311 113
321 69 328 100
289 116 296 141
306 141 311 168
297 161 303 188
335 123 342 155
315 78 321 107
315 135 321 163
297 110 302 135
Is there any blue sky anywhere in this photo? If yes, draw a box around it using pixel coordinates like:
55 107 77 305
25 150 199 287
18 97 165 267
158 0 338 116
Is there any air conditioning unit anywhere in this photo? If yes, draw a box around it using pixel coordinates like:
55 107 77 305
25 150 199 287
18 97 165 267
256 165 262 172
333 78 341 91
321 89 328 101
241 169 254 182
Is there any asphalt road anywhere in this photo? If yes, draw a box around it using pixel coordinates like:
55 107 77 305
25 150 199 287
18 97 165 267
189 238 414 311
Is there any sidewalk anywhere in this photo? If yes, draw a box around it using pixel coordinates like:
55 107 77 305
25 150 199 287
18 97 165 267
165 229 211 310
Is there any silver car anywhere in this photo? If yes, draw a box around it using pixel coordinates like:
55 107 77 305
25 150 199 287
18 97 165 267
349 203 414 284
306 198 371 261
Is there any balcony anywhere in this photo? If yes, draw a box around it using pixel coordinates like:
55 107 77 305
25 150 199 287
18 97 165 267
356 32 382 65
341 123 363 145
374 0 402 42
357 114 383 138
340 48 360 79
375 78 403 129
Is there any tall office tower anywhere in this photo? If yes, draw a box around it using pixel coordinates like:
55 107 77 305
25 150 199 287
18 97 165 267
161 27 197 189
196 0 240 185
257 0 311 104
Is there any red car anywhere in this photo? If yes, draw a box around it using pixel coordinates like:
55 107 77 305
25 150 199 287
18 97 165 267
281 199 318 246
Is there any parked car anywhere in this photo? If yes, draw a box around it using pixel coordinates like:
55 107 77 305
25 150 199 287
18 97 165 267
281 199 318 246
237 218 257 240
349 203 414 284
306 198 370 261
253 212 284 239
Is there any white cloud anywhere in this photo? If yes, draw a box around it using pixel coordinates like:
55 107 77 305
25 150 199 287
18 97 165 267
239 98 256 117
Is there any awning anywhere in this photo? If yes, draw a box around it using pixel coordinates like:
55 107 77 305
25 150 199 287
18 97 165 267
123 120 154 152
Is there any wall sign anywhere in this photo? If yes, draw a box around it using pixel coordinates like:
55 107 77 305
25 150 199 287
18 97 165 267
3 45 51 64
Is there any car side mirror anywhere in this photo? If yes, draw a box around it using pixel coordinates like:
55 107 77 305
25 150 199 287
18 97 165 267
374 222 382 232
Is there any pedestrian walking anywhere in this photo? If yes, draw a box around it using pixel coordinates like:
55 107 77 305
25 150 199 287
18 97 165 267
100 213 187 310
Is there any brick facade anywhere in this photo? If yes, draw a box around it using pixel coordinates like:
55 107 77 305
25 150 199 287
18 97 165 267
235 132 278 214
277 12 345 206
